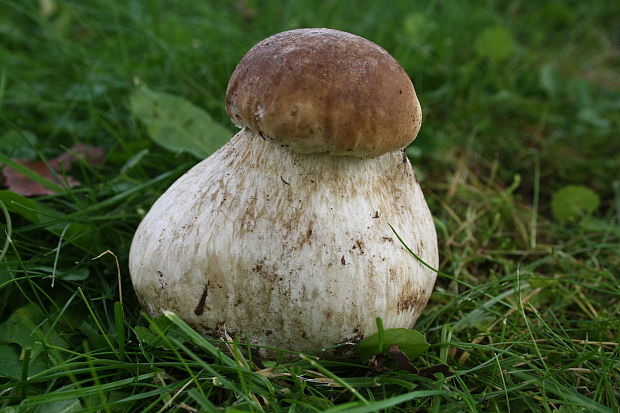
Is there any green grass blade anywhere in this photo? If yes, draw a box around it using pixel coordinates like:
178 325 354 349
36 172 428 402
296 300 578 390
323 390 451 413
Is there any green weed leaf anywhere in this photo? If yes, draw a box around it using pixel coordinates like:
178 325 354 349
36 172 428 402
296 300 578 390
78 321 109 350
130 88 231 159
551 185 600 223
0 264 11 285
0 304 67 353
134 326 159 346
0 305 66 378
475 26 514 62
59 268 90 281
133 315 188 350
30 266 90 282
0 343 48 380
0 344 22 379
354 328 429 362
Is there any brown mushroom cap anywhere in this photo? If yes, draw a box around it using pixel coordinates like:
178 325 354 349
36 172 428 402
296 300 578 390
226 28 422 157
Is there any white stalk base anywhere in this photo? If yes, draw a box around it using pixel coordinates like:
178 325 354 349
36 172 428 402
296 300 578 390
129 128 438 357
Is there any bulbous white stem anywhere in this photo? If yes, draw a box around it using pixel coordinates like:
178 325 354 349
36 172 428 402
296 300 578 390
129 128 438 356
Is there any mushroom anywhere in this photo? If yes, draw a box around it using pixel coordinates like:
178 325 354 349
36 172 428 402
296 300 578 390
129 28 438 357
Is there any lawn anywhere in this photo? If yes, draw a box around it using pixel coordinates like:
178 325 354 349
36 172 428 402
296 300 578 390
1 0 619 412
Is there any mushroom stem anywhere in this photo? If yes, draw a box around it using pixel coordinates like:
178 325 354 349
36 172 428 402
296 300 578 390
129 128 437 355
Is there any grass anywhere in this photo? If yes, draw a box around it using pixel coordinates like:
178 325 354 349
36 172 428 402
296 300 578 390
1 0 619 411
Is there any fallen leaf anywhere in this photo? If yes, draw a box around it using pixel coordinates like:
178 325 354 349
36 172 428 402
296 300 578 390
354 327 429 361
368 353 390 372
2 159 80 196
389 344 417 372
130 87 230 159
417 363 451 378
53 143 106 169
551 185 600 223
1 144 105 196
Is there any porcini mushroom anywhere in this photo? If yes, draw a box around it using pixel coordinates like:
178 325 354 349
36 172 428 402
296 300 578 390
129 28 438 357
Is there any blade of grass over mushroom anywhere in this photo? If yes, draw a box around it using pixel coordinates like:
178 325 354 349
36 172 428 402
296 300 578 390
130 87 231 159
162 311 237 368
388 223 499 301
376 316 384 353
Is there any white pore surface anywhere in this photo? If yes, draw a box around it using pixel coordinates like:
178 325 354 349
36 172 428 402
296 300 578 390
129 128 438 355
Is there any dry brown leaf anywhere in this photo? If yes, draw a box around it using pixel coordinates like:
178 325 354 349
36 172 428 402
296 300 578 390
1 144 106 196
